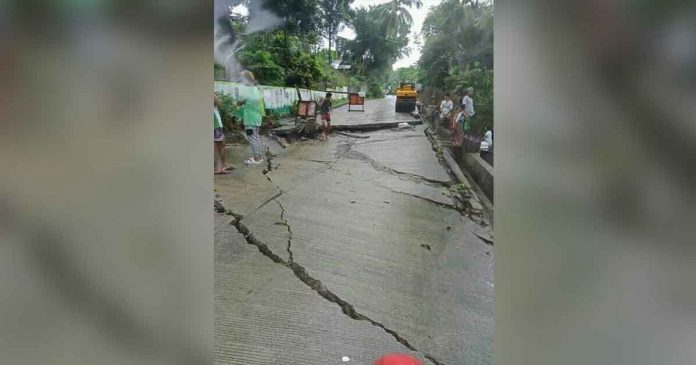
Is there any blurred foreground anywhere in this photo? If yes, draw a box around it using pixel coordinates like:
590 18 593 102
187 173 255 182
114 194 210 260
496 1 696 364
1 1 212 365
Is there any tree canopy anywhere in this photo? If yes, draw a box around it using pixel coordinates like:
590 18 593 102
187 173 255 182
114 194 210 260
386 66 420 93
418 0 494 131
261 0 322 44
377 0 423 38
419 0 493 88
319 0 354 63
214 0 417 98
344 6 409 77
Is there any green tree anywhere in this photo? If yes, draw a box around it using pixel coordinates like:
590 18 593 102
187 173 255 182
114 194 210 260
319 0 354 64
345 7 408 76
316 49 351 87
386 66 420 92
419 0 493 87
238 31 325 87
397 66 419 83
285 52 325 88
418 0 493 131
261 0 322 42
214 62 228 80
237 49 286 86
445 64 493 133
215 0 419 96
377 0 423 37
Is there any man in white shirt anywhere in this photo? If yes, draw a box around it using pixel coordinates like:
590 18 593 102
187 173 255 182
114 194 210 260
461 87 475 134
438 94 454 131
439 94 453 119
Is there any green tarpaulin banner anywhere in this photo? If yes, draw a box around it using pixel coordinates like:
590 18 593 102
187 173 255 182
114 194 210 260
215 81 347 118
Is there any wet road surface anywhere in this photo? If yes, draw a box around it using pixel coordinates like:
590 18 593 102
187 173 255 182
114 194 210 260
214 97 493 365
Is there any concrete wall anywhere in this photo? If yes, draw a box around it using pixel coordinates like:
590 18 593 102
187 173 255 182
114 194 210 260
461 152 493 202
215 81 348 118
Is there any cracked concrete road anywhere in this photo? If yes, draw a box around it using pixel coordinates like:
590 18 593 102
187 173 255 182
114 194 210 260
215 98 493 365
331 96 418 127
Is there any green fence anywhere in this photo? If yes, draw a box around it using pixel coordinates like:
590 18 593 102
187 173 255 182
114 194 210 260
214 81 347 118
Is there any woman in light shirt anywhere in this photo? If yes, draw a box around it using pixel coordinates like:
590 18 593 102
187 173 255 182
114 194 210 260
237 70 265 166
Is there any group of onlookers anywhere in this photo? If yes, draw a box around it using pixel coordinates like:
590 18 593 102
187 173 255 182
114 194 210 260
438 87 492 160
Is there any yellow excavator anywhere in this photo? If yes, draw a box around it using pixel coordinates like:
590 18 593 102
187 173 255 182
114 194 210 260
394 82 418 113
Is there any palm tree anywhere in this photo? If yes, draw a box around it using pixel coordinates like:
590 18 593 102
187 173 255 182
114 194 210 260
346 7 409 76
450 2 493 70
377 0 423 38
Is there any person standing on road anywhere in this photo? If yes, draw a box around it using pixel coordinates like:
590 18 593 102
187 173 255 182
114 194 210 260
237 70 265 166
461 87 475 135
214 95 230 174
319 92 333 139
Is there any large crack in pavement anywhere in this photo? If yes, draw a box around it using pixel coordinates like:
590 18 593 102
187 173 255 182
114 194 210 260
274 199 294 262
262 143 342 198
217 202 446 365
215 137 473 364
245 190 284 218
250 148 339 264
236 144 341 240
328 149 476 222
333 137 483 225
422 127 489 225
472 232 494 246
349 134 424 146
259 152 296 263
373 183 459 211
336 141 451 189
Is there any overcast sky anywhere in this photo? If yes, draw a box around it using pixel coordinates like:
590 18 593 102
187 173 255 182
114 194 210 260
338 0 442 70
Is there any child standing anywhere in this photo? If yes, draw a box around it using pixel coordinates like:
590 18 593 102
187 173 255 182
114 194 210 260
452 105 466 145
319 92 333 139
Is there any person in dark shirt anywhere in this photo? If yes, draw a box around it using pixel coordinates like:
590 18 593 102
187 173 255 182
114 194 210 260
319 92 333 139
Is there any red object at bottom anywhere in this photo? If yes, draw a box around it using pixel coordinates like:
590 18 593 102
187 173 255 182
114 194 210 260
374 354 423 365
